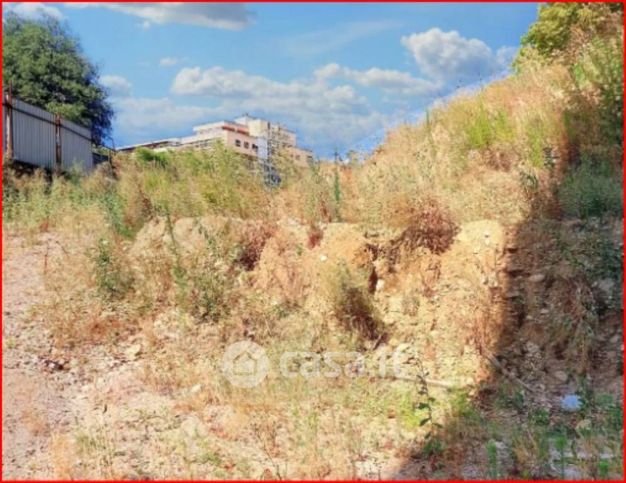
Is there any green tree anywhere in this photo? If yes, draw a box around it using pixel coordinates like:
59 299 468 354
2 14 113 144
518 3 622 60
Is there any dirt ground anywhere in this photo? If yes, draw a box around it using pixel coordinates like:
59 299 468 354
2 235 66 478
2 217 623 479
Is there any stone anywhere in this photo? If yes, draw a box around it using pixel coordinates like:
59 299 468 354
553 370 568 383
554 261 575 280
529 273 546 284
597 278 615 292
596 279 615 303
190 384 202 394
599 449 614 460
505 243 518 252
504 260 523 275
388 338 400 348
395 342 411 352
387 295 403 313
374 344 390 359
562 467 582 480
525 341 540 354
125 343 142 361
181 415 208 439
375 279 385 292
560 394 582 412
575 419 592 434
563 219 583 229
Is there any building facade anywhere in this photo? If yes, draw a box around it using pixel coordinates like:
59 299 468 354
119 115 314 183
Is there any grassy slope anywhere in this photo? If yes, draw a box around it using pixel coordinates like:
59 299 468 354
2 10 623 480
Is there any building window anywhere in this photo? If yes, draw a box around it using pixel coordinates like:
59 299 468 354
244 142 250 149
235 140 241 147
252 144 258 150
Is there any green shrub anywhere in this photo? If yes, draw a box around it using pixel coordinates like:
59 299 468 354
463 103 513 152
114 143 271 223
135 147 170 168
486 440 499 480
303 163 339 224
558 157 623 219
524 116 552 168
90 237 134 300
165 216 235 323
573 36 624 147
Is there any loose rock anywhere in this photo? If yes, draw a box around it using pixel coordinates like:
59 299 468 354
528 273 546 284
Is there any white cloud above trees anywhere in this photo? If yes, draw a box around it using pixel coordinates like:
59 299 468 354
101 75 132 98
401 28 512 84
4 2 64 21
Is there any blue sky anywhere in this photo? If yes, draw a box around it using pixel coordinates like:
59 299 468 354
4 2 539 156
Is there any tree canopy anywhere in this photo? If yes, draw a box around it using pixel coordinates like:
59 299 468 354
519 2 623 59
2 14 113 144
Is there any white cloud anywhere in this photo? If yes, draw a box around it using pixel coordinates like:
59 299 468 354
496 45 519 69
284 20 399 57
112 97 218 144
64 2 254 30
172 66 367 113
4 2 64 21
314 63 441 98
169 65 389 151
401 28 511 83
159 57 184 67
101 75 132 98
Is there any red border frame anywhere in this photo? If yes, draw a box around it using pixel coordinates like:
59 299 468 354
0 1 624 482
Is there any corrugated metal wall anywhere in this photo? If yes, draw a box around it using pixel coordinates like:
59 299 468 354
11 97 57 170
2 93 94 172
61 119 93 172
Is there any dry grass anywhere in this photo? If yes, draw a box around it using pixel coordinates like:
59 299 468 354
345 65 572 231
49 434 80 479
3 20 623 479
323 263 382 342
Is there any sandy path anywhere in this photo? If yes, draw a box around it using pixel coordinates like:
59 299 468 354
2 235 72 479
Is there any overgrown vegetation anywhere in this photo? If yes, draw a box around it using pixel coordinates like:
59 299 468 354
324 264 382 342
2 3 623 480
558 157 623 219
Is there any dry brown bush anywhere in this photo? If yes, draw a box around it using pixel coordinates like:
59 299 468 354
324 263 382 342
233 221 277 271
392 196 459 255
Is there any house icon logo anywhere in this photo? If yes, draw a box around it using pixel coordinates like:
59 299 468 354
222 340 269 388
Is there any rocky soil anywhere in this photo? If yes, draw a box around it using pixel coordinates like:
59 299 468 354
2 215 623 479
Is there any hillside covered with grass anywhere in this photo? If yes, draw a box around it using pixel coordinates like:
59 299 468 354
2 3 623 480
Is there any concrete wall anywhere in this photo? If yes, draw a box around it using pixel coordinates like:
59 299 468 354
224 130 257 157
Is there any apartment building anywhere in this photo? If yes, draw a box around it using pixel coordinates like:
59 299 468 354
119 115 314 183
